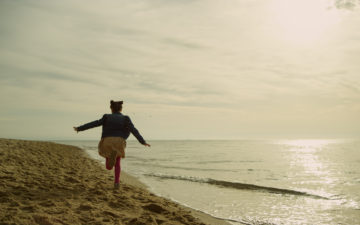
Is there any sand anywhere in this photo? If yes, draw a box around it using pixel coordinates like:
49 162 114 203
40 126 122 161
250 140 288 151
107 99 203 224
0 138 230 225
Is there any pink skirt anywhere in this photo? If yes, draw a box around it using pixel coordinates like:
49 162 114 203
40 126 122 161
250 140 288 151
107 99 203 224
98 137 126 159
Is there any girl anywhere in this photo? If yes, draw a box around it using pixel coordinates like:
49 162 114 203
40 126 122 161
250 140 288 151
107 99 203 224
73 100 150 189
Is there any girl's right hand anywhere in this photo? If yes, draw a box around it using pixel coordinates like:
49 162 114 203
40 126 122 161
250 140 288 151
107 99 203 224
73 127 79 133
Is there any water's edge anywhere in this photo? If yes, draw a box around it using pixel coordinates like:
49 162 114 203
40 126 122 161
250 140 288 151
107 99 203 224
76 144 236 225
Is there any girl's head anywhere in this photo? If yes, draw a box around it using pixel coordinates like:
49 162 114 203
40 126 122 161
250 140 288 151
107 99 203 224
110 100 123 113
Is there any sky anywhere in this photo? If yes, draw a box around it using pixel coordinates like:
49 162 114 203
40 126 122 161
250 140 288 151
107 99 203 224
1 0 360 140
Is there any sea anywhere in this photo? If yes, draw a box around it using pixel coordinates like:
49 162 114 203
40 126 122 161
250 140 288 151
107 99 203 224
55 139 360 225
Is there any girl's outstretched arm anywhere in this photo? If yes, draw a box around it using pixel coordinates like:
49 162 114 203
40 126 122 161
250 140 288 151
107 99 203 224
74 115 106 132
125 116 149 146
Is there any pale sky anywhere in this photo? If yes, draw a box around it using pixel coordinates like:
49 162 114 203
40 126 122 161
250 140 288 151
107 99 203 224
1 0 359 140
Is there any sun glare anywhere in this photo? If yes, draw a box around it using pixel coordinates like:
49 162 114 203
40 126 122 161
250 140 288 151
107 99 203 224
270 0 340 44
281 139 334 149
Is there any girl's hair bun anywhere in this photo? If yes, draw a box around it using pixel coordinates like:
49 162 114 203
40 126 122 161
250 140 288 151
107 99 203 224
110 100 123 112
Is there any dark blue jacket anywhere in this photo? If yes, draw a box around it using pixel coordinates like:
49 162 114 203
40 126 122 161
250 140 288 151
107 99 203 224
76 112 146 144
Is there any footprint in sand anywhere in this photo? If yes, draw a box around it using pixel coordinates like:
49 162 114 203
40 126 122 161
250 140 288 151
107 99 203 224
142 203 167 214
32 215 53 225
108 201 126 209
65 176 79 183
77 204 93 211
89 189 103 195
21 205 36 212
103 210 119 218
9 199 20 207
127 217 147 225
39 200 56 207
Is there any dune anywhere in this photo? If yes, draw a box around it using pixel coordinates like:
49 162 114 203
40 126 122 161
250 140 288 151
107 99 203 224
0 138 229 225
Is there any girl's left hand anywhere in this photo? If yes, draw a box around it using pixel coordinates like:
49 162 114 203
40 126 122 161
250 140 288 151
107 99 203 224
73 127 79 133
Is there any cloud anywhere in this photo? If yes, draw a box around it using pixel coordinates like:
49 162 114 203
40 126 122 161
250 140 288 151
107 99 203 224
334 0 360 10
1 0 360 139
162 38 206 50
1 63 100 87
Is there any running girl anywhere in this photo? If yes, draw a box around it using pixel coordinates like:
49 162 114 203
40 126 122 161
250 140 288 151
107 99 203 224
73 100 150 189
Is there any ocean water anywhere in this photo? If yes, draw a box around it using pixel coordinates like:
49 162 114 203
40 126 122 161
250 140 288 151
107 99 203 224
56 139 360 225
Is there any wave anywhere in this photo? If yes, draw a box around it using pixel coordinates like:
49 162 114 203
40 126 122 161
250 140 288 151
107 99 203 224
145 174 329 200
131 162 238 172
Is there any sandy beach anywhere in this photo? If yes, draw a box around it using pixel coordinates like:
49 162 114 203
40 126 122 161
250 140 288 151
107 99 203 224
0 138 229 225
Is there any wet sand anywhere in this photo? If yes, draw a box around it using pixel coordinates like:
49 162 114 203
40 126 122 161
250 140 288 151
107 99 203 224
0 138 230 225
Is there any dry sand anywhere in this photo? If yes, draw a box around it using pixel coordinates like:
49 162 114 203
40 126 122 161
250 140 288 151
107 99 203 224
0 138 230 225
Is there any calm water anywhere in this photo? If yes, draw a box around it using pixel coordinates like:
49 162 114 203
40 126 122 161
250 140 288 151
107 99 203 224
56 139 360 225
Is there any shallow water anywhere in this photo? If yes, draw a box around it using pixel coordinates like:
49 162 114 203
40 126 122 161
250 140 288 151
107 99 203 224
56 139 360 225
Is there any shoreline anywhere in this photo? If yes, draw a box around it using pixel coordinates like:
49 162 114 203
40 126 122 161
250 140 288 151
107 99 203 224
120 173 232 225
0 138 230 225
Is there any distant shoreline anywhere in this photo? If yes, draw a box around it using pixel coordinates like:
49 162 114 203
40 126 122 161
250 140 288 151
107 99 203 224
18 137 359 141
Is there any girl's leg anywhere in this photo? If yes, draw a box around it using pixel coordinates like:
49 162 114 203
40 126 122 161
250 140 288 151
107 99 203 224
114 157 121 184
105 158 112 170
